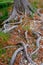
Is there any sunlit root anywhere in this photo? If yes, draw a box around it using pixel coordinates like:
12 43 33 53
2 24 18 33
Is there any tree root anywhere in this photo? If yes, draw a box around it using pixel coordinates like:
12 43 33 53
10 43 28 65
2 25 18 33
10 41 36 65
31 32 41 56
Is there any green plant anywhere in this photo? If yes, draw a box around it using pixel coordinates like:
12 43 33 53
0 0 13 3
0 48 6 57
0 8 8 21
0 32 10 41
0 1 13 22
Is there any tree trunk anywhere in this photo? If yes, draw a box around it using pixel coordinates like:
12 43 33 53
2 0 37 24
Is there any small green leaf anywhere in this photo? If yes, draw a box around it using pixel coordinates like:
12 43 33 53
32 54 38 60
23 25 30 31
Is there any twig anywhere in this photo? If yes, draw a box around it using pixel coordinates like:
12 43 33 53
25 31 30 44
2 46 16 49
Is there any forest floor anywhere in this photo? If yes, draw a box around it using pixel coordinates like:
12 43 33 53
0 13 43 65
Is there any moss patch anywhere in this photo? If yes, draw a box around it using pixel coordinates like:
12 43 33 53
0 32 10 42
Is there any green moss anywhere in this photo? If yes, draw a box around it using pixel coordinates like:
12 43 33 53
22 25 30 31
0 32 10 41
